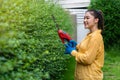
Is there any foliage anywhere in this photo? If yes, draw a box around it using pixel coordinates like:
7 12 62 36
0 0 73 80
89 0 120 48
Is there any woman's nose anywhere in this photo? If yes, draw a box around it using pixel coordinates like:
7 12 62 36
84 19 87 22
84 19 86 24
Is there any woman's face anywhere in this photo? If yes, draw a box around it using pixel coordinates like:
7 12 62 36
84 12 98 29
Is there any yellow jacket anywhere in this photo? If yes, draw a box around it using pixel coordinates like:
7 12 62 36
71 30 104 80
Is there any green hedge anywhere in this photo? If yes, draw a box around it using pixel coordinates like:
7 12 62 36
0 0 73 80
89 0 120 48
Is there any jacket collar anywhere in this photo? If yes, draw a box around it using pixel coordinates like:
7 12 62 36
87 30 102 37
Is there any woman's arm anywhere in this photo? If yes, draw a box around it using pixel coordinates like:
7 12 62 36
71 36 102 65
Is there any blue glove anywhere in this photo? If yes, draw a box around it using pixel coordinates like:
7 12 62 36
64 44 76 54
68 40 77 47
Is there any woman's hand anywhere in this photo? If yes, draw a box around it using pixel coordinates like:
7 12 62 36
64 40 77 54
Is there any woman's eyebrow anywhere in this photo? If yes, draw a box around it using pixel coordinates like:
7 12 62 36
84 16 89 18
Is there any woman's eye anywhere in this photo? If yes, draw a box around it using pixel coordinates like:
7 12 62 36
87 17 89 19
84 16 90 20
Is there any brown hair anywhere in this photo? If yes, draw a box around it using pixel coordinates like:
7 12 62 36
86 9 104 31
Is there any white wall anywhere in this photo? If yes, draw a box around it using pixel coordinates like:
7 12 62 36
58 0 90 8
69 9 89 43
77 10 89 43
77 21 89 43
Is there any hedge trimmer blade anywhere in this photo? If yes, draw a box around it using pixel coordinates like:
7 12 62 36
51 14 59 30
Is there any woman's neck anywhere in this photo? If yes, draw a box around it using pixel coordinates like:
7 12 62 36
90 25 98 33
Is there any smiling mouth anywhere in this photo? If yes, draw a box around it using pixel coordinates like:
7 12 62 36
84 22 88 26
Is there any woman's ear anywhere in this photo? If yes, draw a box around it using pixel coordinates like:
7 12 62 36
95 18 99 23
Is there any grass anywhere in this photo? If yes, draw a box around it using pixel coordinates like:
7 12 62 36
62 46 120 80
103 47 120 80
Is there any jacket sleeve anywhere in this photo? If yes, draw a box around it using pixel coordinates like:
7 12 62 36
71 36 101 65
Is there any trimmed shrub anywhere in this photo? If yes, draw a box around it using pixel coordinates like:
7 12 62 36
0 0 74 80
89 0 120 48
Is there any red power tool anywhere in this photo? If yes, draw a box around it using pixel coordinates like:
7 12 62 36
51 15 72 44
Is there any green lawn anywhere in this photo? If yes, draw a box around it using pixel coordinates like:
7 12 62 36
62 47 120 80
103 47 120 80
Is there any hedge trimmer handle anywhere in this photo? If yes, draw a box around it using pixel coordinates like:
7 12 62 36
58 29 72 44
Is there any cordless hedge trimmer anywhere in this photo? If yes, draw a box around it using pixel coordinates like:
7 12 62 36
51 15 72 44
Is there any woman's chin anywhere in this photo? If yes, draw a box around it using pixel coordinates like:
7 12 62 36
84 26 88 29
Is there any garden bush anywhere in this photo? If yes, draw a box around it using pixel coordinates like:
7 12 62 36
89 0 120 48
0 0 74 80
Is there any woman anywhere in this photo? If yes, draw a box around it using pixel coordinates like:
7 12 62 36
65 10 104 80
